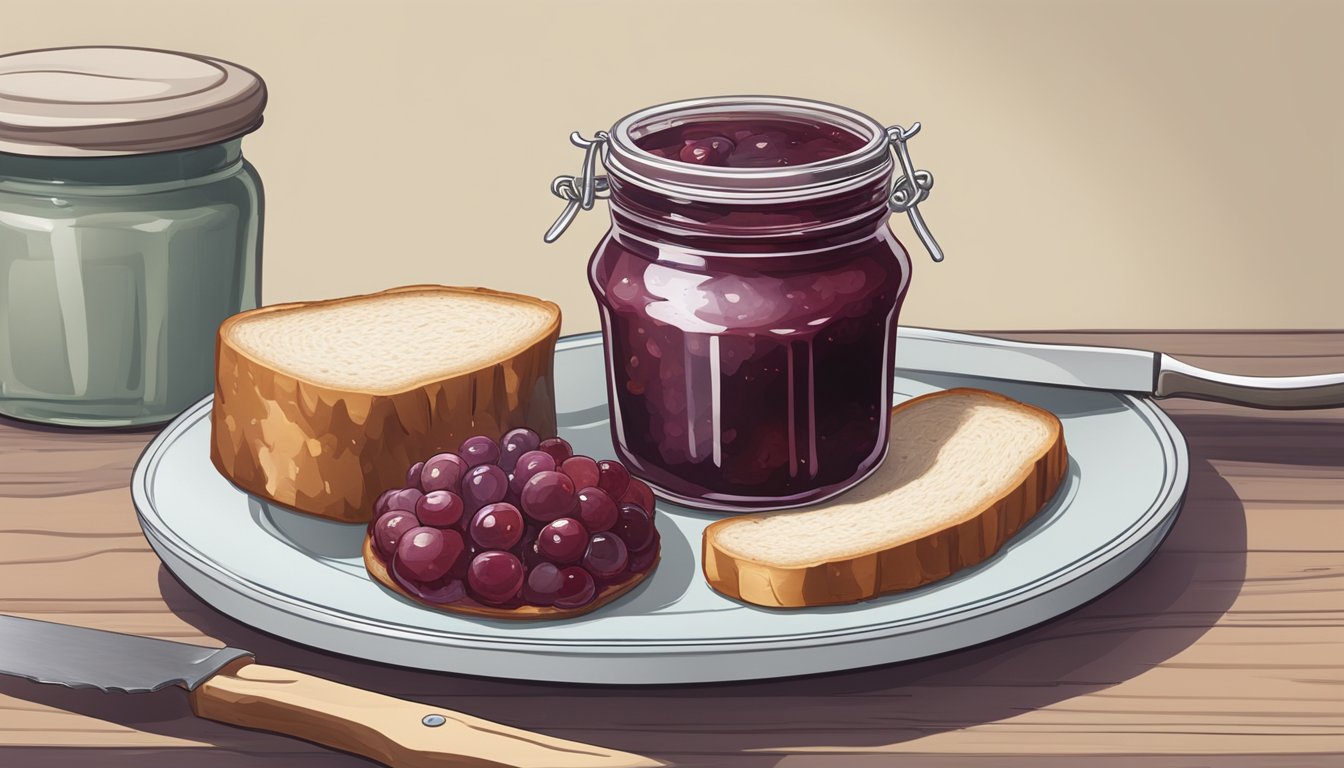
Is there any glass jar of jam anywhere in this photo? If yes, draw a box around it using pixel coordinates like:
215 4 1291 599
546 96 942 511
0 47 265 428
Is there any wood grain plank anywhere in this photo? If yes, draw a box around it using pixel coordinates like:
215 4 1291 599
0 749 375 768
0 423 150 498
0 487 147 534
771 756 1344 768
10 749 1341 768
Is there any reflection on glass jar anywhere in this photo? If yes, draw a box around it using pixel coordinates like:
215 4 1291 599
0 142 262 426
552 97 938 511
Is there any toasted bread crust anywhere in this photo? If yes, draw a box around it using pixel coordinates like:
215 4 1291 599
210 285 561 523
362 537 656 620
701 388 1068 608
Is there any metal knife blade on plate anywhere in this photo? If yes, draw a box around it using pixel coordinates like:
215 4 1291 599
896 327 1344 409
0 613 658 768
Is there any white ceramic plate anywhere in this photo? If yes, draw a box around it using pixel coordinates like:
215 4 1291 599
132 332 1187 684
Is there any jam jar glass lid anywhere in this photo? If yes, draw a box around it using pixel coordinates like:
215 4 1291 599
0 46 266 157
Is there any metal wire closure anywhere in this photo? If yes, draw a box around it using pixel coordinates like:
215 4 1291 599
886 123 943 262
544 118 944 264
543 131 610 243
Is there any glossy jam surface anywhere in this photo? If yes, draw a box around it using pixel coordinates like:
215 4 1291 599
634 119 867 167
592 113 908 510
593 235 906 509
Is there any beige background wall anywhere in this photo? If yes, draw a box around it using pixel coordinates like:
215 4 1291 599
3 0 1340 332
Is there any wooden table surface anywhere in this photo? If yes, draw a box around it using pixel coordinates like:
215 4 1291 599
1 331 1341 768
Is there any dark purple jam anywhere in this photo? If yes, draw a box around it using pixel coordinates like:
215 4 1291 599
634 118 868 167
591 115 910 510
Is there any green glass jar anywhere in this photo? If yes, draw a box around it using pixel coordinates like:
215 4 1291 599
0 47 266 427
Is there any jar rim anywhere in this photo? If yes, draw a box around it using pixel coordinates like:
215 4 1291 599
606 95 892 204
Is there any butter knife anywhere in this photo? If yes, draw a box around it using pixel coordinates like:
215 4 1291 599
0 613 659 768
896 327 1344 409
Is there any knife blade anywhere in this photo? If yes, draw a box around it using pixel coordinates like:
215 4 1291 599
0 614 659 768
895 327 1344 409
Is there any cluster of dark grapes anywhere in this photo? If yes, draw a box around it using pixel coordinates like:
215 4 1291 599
367 428 659 610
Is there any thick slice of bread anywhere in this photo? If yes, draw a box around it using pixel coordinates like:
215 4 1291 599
211 285 561 523
702 388 1068 608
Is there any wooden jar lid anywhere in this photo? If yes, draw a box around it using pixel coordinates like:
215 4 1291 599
0 46 266 157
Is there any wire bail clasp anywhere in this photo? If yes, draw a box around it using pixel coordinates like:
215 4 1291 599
543 131 610 243
886 123 944 262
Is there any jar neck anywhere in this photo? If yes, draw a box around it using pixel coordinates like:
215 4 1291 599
0 139 243 186
607 172 893 253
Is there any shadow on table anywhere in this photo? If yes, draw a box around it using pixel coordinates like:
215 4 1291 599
0 410 165 436
6 410 1314 768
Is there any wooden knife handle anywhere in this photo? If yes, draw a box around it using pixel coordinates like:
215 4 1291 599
188 661 661 768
